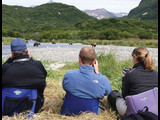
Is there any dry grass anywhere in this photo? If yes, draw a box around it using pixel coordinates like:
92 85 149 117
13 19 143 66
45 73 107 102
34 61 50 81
2 77 117 120
2 53 138 120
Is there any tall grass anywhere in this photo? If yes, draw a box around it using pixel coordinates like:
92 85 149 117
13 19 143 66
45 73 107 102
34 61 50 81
97 53 133 91
2 37 25 45
2 53 158 120
2 37 13 45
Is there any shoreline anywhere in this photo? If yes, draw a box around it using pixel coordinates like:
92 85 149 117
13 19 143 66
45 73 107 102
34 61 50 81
2 45 158 66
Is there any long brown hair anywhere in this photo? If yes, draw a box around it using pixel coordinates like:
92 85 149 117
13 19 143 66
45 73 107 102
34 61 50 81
132 47 154 70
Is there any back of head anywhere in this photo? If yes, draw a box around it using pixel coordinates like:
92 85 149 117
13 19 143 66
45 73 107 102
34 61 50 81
79 47 96 65
132 47 154 70
11 38 28 57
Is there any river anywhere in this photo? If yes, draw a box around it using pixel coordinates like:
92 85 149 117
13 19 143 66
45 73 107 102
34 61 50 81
2 40 158 66
2 40 83 55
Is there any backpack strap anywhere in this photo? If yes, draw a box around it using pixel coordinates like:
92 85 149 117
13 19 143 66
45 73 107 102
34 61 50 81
137 106 158 120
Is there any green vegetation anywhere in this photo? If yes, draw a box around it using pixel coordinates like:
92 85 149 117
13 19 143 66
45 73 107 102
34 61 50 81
2 37 13 45
19 18 158 43
2 37 158 48
2 3 158 43
74 18 158 40
56 39 158 48
2 3 94 35
127 0 158 23
2 53 158 120
2 37 26 45
2 1 158 119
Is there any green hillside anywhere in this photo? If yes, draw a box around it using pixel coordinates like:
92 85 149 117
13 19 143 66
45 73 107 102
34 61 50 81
73 18 158 40
2 2 158 42
2 3 94 33
127 0 158 23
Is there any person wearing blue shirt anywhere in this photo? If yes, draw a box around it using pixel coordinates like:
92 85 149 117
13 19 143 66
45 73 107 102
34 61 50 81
61 46 112 115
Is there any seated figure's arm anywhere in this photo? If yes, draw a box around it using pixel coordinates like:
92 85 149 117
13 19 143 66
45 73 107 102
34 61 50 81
122 74 130 98
62 72 70 91
104 77 112 96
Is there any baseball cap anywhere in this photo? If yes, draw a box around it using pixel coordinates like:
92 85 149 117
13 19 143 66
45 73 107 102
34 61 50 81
11 38 27 51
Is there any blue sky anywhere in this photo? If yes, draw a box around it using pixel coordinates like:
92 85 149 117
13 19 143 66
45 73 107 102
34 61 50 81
2 0 141 13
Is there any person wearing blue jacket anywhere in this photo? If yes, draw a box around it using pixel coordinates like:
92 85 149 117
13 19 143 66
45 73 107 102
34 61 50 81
61 46 112 115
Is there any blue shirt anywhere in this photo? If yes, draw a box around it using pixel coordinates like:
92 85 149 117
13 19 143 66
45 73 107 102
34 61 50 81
63 65 112 99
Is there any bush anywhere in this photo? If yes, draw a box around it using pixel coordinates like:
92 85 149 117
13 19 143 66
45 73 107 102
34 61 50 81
120 31 134 38
98 29 121 40
78 30 95 40
138 31 152 39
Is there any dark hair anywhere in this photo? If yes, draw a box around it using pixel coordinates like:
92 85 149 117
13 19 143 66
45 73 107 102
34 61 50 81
12 49 28 57
79 47 96 65
132 47 154 70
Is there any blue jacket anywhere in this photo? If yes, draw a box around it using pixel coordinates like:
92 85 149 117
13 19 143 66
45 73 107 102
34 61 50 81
63 65 112 99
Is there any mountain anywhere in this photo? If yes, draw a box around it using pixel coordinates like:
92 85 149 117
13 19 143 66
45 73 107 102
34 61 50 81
48 0 54 4
2 3 94 33
83 8 117 19
30 0 54 7
127 0 158 22
111 12 128 17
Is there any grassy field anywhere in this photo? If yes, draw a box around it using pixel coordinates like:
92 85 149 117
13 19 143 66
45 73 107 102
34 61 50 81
2 53 158 120
2 37 25 45
2 37 158 48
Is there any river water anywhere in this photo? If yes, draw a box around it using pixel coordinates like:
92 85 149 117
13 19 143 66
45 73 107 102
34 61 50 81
2 40 83 55
2 40 158 66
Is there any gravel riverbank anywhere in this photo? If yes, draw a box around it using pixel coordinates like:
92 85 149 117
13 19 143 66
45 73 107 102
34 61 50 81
2 45 158 66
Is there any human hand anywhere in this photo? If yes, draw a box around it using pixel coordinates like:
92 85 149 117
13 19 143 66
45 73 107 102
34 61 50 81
93 60 99 74
10 51 14 58
27 48 31 58
123 67 132 76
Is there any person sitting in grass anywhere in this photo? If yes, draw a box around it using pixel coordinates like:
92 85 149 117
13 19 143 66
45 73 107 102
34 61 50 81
2 38 47 116
107 47 158 116
60 46 112 116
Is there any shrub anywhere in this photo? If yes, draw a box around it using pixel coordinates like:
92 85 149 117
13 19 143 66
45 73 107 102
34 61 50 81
120 31 134 38
138 31 152 39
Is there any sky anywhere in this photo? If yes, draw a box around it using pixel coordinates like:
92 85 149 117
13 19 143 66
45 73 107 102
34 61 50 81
2 0 141 13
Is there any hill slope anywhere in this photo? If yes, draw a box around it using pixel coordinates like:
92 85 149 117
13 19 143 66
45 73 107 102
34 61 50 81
127 0 158 22
2 3 94 33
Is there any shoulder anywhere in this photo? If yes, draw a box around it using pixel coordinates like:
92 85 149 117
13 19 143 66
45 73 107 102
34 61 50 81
150 70 158 77
63 70 79 83
28 58 47 73
65 69 79 76
29 58 41 63
97 73 108 79
29 58 43 66
101 74 109 81
97 73 110 83
152 70 158 74
125 68 137 76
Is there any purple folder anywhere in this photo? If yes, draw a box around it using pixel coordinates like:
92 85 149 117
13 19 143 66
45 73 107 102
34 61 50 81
125 87 158 115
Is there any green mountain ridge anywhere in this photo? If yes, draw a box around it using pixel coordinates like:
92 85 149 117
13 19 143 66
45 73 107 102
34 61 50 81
127 0 158 23
2 2 158 41
2 3 94 33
